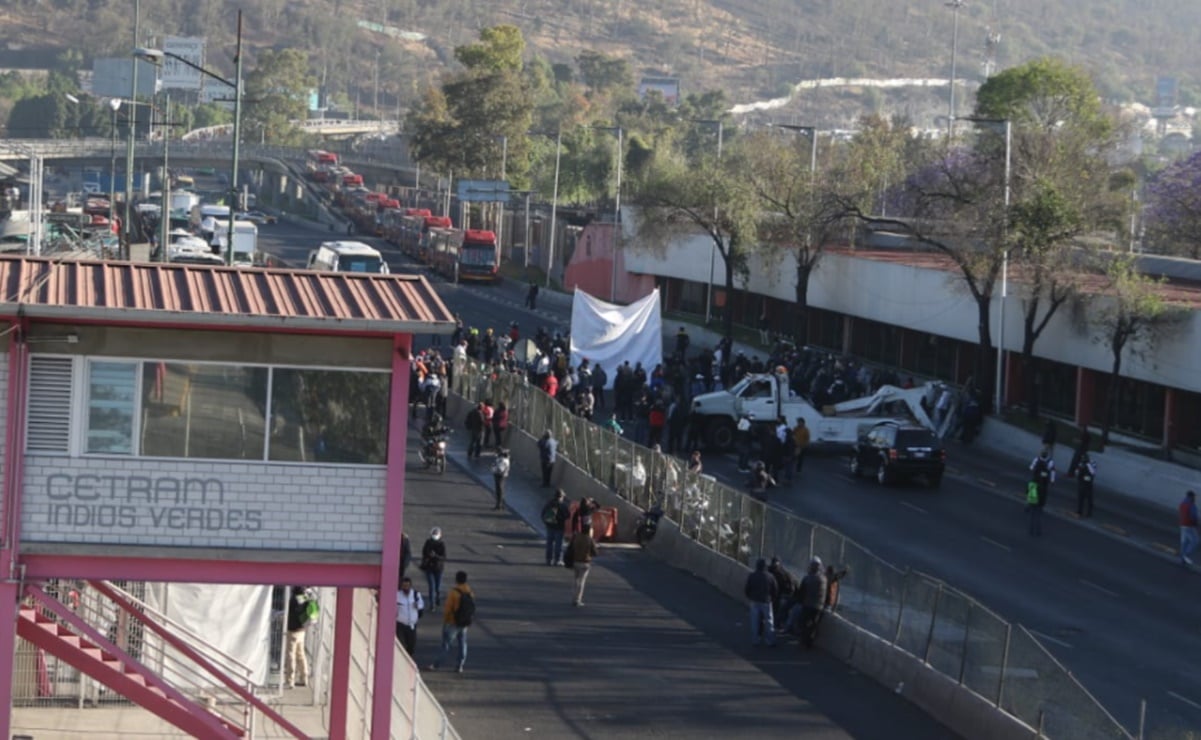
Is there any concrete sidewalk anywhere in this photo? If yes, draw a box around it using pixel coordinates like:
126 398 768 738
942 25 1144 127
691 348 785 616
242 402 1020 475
402 416 958 739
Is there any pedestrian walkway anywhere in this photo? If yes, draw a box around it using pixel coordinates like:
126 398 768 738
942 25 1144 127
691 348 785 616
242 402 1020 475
402 420 958 739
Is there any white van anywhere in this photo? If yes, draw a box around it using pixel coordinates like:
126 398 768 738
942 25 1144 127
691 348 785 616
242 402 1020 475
306 241 390 274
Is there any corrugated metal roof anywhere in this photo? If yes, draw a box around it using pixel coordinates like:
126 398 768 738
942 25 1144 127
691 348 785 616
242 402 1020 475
0 256 456 334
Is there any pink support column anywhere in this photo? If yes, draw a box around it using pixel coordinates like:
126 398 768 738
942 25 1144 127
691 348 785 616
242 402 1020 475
0 325 28 740
371 333 413 737
328 586 356 740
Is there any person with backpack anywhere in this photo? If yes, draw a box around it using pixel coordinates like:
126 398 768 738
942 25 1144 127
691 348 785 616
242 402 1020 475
1027 446 1056 537
542 489 570 566
427 571 474 673
491 448 511 510
285 586 316 689
420 528 447 606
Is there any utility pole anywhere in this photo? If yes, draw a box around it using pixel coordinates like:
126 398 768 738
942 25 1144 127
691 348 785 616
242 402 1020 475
123 0 140 260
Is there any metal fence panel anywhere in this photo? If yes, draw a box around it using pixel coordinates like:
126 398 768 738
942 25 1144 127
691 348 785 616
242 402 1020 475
961 603 1010 701
760 510 813 574
836 540 905 641
1001 627 1131 740
925 588 971 678
894 573 941 656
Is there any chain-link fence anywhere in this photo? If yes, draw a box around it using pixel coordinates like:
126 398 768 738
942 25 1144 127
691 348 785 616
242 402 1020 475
454 362 1145 740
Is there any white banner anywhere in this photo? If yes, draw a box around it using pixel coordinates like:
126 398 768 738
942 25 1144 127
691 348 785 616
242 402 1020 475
570 289 662 389
144 583 273 687
162 36 205 91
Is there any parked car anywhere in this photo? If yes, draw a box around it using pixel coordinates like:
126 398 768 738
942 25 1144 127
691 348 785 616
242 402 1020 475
236 210 277 225
849 421 945 488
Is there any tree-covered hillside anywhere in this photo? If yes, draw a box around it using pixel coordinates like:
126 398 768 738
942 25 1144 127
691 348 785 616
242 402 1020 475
0 0 1198 124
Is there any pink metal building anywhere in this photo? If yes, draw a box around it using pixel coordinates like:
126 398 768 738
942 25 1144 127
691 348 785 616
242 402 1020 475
0 256 454 738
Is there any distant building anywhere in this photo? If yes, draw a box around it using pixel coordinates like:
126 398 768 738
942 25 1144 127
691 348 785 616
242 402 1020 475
638 76 680 106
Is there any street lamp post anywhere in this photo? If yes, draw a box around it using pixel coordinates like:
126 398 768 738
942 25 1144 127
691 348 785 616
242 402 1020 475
592 126 623 301
124 0 141 260
692 119 725 324
962 116 1012 413
495 134 508 256
529 128 562 287
108 98 121 238
159 94 172 262
947 0 965 141
136 8 243 265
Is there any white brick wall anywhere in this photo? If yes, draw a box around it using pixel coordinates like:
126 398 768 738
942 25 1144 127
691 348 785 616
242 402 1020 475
21 454 386 552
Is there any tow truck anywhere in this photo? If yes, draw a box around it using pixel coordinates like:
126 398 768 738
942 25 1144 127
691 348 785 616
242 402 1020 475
691 371 941 450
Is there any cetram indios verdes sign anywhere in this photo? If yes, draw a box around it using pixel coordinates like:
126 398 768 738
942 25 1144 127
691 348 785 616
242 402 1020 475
45 473 263 532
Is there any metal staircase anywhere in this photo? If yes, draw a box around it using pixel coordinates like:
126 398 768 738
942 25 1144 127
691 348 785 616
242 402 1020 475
17 584 244 738
15 580 309 739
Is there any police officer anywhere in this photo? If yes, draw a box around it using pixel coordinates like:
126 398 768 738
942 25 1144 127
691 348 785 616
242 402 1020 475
1076 452 1096 518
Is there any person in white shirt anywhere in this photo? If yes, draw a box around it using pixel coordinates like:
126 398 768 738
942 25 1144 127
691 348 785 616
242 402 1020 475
396 576 425 657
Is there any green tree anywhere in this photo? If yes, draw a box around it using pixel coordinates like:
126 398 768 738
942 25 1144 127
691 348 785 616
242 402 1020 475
743 129 848 347
635 140 762 342
243 49 316 145
576 50 632 94
1088 255 1178 445
407 25 534 189
974 58 1119 416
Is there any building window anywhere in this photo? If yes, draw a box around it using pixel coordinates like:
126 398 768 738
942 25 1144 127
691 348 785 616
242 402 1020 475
86 361 137 455
63 357 389 465
269 369 390 465
141 362 269 460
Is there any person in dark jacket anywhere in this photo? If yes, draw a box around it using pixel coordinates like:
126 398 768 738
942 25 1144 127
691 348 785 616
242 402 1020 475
542 489 571 565
465 402 485 459
285 587 314 688
767 557 797 625
491 402 509 452
744 558 778 646
537 430 558 487
780 559 828 648
398 532 412 585
421 528 447 606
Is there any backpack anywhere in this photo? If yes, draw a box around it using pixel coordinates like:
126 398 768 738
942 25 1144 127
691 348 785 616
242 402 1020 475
454 590 475 627
541 502 560 526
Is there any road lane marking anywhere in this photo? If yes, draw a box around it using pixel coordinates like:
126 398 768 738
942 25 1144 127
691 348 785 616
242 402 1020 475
1100 523 1127 536
1151 542 1178 555
977 477 997 488
980 536 1011 552
899 501 928 515
1168 691 1201 711
1079 579 1120 598
1028 629 1073 649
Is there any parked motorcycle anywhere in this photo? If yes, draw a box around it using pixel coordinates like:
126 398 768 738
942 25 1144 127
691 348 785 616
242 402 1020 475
416 433 449 474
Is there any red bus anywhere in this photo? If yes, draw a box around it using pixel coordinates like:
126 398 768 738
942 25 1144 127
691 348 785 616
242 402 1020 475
428 228 499 283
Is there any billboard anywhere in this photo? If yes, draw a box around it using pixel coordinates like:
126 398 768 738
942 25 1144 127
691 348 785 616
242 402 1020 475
162 36 205 91
91 58 159 98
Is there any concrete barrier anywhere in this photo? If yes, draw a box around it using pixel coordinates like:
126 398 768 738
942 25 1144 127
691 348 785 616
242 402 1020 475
445 390 1036 739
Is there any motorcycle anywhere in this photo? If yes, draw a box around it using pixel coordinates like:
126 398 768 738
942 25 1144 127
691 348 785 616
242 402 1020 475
416 433 449 474
636 503 665 547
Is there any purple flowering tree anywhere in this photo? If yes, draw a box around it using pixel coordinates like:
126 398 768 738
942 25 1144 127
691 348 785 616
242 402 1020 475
1144 151 1201 259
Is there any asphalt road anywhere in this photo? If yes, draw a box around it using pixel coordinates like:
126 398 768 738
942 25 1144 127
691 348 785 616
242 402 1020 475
256 218 1201 737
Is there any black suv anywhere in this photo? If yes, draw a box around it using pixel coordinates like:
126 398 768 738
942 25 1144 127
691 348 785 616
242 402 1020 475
850 421 946 488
